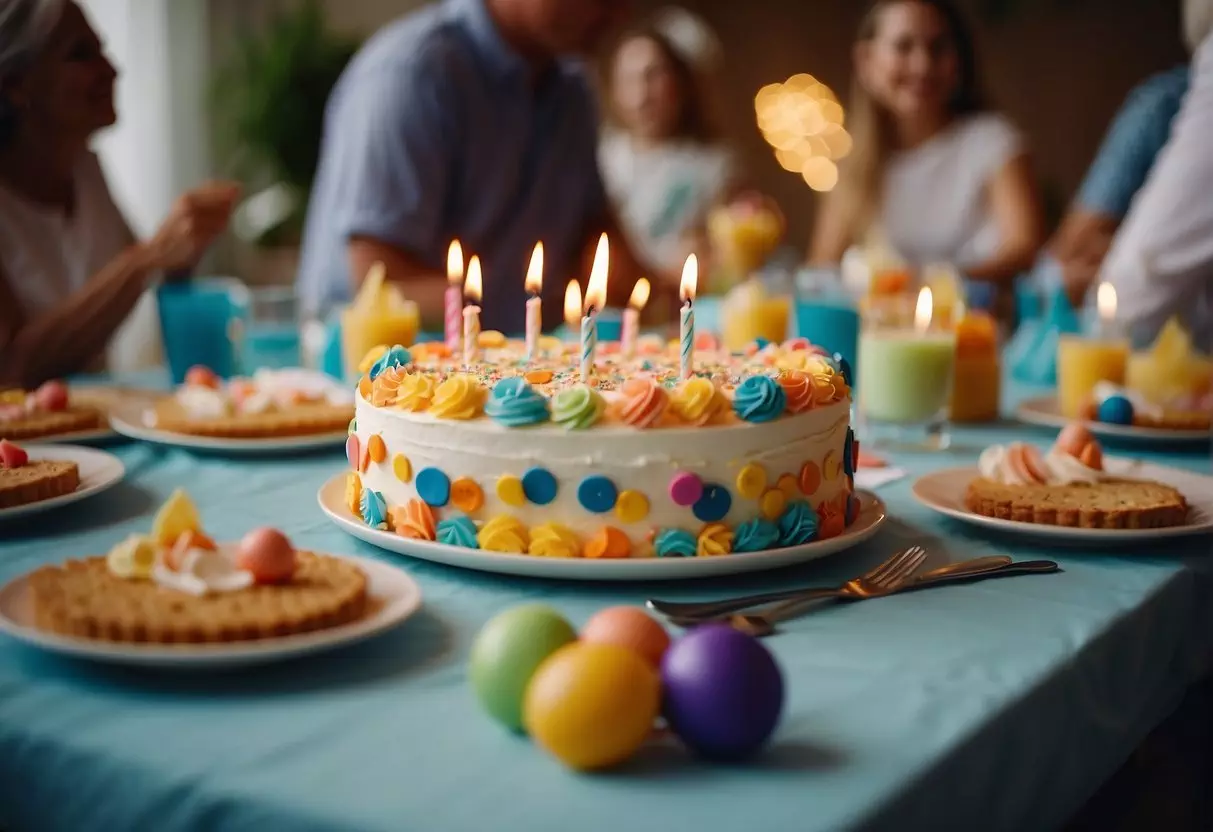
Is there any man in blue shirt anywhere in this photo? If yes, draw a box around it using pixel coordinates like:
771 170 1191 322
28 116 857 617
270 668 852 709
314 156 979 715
1051 66 1190 307
298 0 635 333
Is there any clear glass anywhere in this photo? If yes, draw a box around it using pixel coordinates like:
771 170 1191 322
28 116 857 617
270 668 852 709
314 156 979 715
236 286 302 372
856 295 957 450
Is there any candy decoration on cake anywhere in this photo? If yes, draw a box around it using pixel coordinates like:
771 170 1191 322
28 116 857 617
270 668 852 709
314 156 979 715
552 385 605 430
496 475 527 507
759 488 787 520
478 515 529 553
614 490 650 523
661 624 784 761
345 472 362 514
528 523 582 557
366 434 386 464
733 517 780 552
359 488 388 530
585 526 631 559
485 377 551 427
668 472 704 507
816 499 845 540
692 483 732 522
578 475 618 514
470 604 578 731
777 500 818 546
733 375 787 423
393 499 436 541
345 435 360 469
437 513 479 548
521 467 559 505
696 523 734 556
799 460 821 496
654 528 696 558
776 473 799 499
415 467 451 507
735 463 768 500
392 453 412 483
450 477 484 512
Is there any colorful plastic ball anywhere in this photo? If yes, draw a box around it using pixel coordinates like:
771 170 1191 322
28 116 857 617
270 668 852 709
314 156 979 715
661 624 784 761
1097 394 1134 425
469 605 577 732
581 606 671 669
523 642 661 770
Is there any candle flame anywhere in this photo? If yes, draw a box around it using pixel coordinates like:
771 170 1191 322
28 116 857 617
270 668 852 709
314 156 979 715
464 255 482 303
1096 282 1117 321
564 280 582 328
914 286 933 333
679 255 698 304
585 233 609 314
446 240 463 284
525 242 544 295
628 278 651 311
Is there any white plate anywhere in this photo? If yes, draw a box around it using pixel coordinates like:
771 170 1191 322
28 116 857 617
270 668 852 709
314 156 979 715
0 554 422 669
0 444 125 521
20 386 161 445
318 474 887 581
1017 396 1210 443
108 404 347 455
912 457 1213 543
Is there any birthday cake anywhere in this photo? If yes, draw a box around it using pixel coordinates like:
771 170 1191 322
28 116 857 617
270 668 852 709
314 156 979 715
346 335 860 558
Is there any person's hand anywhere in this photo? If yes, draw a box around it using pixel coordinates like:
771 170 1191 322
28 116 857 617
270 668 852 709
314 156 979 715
145 182 242 272
1049 209 1118 309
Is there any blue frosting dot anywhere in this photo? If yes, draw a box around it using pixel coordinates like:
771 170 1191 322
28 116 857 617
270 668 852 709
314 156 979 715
578 475 618 513
437 513 479 548
1097 394 1135 425
415 467 451 507
843 428 855 477
692 483 733 522
832 352 853 387
522 467 559 505
654 529 697 558
778 500 819 547
733 375 788 423
733 517 780 553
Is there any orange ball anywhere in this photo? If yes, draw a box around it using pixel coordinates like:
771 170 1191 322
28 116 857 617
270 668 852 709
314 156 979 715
581 606 670 669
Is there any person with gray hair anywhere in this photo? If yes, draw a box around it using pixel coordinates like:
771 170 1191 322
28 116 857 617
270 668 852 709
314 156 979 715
0 0 239 387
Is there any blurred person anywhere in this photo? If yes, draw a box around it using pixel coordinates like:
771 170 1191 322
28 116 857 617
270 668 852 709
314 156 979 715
298 0 649 334
1097 3 1213 349
599 11 734 284
0 0 238 387
809 0 1044 293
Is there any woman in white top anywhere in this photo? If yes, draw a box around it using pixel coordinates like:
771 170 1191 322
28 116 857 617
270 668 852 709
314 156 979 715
810 0 1044 289
0 0 237 387
600 15 736 285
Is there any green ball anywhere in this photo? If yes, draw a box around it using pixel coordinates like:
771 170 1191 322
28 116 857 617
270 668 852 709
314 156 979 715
469 604 577 731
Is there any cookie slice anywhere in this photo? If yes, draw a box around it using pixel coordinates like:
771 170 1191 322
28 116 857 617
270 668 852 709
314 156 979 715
149 400 354 438
1 406 104 441
0 460 80 508
965 477 1189 529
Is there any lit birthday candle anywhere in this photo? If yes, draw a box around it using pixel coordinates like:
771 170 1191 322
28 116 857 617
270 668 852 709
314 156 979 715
581 233 609 381
524 242 544 364
564 280 582 333
463 255 482 367
679 254 698 380
444 240 463 352
621 277 650 359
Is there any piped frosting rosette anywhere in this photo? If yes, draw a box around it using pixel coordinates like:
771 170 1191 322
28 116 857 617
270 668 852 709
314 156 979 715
978 424 1106 486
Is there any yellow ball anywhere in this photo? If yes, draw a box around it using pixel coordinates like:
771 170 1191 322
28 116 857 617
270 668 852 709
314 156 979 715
523 642 660 771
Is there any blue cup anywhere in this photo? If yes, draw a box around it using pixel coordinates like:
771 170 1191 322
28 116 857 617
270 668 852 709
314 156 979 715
157 278 249 383
795 298 860 370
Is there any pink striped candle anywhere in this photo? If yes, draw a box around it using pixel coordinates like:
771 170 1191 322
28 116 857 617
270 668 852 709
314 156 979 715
444 240 464 351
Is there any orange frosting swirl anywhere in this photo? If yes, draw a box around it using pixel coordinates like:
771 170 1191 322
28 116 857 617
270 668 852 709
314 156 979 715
778 370 815 413
618 377 669 429
371 366 407 407
392 498 436 541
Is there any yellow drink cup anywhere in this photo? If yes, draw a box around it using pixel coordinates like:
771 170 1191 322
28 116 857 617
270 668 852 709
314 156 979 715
1057 335 1129 418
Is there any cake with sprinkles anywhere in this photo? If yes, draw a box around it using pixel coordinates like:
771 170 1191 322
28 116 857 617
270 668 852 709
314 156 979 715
345 333 861 558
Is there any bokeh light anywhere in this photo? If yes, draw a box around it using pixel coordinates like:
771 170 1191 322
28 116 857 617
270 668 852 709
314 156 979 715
755 75 849 192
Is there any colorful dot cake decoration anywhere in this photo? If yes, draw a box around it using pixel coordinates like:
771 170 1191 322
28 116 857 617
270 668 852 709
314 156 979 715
416 468 452 507
496 475 526 508
735 464 768 500
614 490 650 523
692 484 732 523
522 467 559 506
669 472 704 507
578 476 618 514
392 453 412 483
451 477 484 512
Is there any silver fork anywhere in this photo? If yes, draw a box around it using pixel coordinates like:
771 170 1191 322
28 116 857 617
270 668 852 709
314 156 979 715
647 545 929 622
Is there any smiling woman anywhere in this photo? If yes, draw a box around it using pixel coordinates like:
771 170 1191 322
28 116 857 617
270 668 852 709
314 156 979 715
0 0 239 387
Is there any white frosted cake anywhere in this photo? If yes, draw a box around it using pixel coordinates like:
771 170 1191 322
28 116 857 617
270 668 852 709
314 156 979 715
346 335 860 558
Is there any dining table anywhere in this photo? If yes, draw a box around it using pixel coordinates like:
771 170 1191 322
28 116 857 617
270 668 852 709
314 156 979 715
0 373 1209 832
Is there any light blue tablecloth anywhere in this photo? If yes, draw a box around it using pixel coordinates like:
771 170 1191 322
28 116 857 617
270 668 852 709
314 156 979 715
1 379 1209 832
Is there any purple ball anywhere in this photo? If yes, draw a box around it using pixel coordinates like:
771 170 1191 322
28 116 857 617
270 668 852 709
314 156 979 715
661 624 784 760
